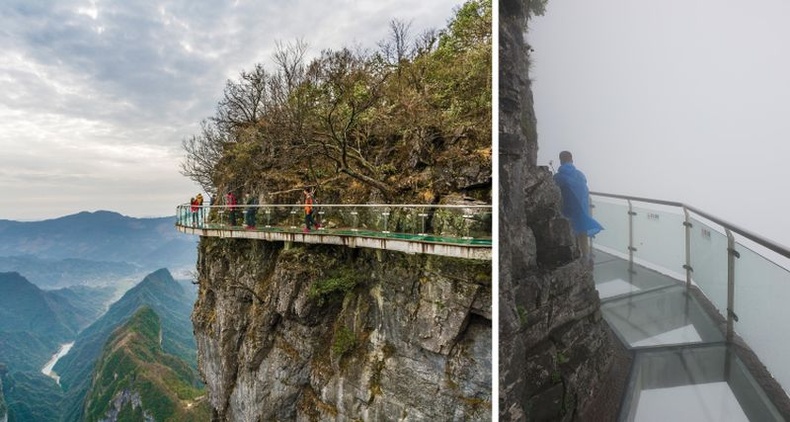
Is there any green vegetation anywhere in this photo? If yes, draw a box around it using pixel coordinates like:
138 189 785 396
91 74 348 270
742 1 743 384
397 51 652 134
309 268 361 305
83 306 210 422
516 305 529 327
331 326 358 359
182 0 492 208
55 268 200 422
0 272 98 422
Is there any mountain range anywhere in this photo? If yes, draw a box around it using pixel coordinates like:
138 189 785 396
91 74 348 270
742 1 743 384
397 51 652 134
54 268 198 421
0 272 114 421
0 211 197 289
0 269 199 421
0 272 113 373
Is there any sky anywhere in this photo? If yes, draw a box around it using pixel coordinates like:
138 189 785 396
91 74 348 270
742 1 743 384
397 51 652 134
529 0 790 249
0 0 463 221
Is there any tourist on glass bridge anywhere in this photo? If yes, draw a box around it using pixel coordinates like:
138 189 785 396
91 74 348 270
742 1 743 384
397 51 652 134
553 150 604 262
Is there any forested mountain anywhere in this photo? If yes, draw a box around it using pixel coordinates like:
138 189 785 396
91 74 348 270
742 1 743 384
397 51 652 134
0 211 196 289
0 273 113 422
0 273 111 372
54 269 197 421
82 307 209 422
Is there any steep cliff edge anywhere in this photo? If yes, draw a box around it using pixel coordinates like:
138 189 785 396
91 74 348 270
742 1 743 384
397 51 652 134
499 0 620 420
192 238 491 420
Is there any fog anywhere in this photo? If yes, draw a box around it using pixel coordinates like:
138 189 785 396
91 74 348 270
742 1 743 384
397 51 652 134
528 0 790 249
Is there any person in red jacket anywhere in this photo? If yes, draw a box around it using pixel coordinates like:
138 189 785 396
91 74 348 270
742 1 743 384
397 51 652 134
190 197 199 227
226 191 238 226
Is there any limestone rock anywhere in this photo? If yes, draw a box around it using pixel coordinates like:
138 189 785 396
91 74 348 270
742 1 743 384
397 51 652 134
192 239 491 421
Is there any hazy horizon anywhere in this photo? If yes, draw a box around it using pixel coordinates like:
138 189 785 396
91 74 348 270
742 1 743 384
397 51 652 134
529 0 790 249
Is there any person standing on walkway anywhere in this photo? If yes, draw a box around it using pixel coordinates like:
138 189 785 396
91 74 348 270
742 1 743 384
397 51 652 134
226 191 238 226
244 193 258 229
303 187 317 233
196 193 204 226
553 151 603 261
190 197 199 227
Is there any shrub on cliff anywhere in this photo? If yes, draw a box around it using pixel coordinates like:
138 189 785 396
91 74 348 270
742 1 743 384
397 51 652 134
182 0 492 206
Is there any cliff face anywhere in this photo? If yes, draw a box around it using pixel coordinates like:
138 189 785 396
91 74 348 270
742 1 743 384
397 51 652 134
192 238 491 421
499 0 615 420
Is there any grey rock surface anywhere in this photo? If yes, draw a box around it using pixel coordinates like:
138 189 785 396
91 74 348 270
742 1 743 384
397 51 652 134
499 0 616 420
193 239 491 421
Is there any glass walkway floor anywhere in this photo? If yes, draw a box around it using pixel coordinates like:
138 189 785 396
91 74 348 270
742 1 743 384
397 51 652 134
593 251 785 421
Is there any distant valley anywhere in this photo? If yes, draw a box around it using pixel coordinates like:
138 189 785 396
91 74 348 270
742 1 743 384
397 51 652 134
0 211 200 421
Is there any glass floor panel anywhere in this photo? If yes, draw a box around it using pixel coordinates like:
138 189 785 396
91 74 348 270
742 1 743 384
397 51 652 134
620 346 782 422
601 285 724 349
593 251 679 300
635 382 748 422
594 250 784 421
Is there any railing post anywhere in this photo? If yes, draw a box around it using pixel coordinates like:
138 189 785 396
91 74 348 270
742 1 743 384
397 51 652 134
351 209 359 232
683 207 693 289
627 200 636 275
725 228 740 343
418 210 428 236
382 209 391 234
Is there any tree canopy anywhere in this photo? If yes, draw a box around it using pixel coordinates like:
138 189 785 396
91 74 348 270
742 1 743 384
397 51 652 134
182 0 491 205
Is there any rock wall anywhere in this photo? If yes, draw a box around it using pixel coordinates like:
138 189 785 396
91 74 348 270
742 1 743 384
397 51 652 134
192 238 491 421
499 0 615 420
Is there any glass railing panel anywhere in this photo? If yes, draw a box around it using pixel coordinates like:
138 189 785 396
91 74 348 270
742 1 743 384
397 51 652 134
733 244 790 394
689 217 729 316
175 204 493 243
590 197 629 256
631 205 685 278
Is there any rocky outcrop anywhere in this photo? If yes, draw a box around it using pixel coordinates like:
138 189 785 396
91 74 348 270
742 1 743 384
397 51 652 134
192 238 491 421
98 390 154 422
499 0 615 420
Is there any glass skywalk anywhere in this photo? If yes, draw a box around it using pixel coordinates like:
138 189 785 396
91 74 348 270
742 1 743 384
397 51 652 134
590 193 790 421
594 252 782 421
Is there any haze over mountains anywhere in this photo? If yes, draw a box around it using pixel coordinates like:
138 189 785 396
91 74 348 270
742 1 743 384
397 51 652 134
0 210 201 421
0 211 197 289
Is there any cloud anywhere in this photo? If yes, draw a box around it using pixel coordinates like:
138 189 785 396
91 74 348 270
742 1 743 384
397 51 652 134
0 0 464 220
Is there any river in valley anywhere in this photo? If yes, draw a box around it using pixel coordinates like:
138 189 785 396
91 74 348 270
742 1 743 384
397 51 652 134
40 342 74 386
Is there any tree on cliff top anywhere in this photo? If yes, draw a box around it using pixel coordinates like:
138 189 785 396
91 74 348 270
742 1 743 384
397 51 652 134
181 0 491 205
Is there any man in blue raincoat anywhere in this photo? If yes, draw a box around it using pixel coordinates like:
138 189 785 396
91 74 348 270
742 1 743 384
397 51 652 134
554 151 603 261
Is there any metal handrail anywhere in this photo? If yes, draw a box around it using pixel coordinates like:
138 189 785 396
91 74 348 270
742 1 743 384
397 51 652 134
591 191 790 261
